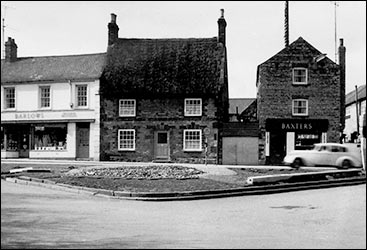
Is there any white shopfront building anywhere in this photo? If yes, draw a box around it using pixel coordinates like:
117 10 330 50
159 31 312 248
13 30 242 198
1 39 105 160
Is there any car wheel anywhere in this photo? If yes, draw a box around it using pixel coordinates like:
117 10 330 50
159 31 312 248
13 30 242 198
341 159 351 169
291 158 303 169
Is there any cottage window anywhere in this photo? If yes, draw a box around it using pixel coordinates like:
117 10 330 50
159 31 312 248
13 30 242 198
292 68 308 85
76 85 88 107
292 99 308 116
119 99 136 117
40 86 51 108
118 129 135 151
4 87 15 109
184 98 202 116
183 129 202 151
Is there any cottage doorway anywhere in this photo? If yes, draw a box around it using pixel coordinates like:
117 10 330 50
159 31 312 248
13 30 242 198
154 131 170 160
76 123 90 159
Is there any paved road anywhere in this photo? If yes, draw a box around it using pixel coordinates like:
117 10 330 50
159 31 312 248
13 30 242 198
1 180 366 249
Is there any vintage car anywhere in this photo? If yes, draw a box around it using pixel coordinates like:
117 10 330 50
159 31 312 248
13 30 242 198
283 143 363 169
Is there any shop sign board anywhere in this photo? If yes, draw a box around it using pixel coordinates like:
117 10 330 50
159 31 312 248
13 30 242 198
1 110 95 122
266 119 329 132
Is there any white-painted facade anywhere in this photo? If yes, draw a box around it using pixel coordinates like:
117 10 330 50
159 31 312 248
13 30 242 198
344 99 366 142
1 80 101 160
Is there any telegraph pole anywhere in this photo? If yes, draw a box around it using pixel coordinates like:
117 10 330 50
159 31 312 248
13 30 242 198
331 1 339 63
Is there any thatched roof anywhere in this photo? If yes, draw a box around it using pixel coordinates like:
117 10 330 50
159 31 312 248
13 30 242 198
101 37 227 98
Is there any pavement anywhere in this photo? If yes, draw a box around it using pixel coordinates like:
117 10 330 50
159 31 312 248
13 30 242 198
1 158 365 201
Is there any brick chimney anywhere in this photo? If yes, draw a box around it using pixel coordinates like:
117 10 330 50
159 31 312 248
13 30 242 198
217 9 227 46
338 38 346 133
108 13 119 46
5 37 17 62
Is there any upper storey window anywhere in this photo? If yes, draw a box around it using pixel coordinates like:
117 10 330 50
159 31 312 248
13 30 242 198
292 68 308 85
76 84 88 108
40 86 51 108
4 87 15 109
119 99 136 117
184 98 202 116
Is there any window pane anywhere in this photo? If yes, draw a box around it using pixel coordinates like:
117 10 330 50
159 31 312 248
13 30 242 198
5 88 15 109
185 99 202 116
119 99 136 116
77 85 88 107
184 130 201 150
118 130 135 150
40 86 50 108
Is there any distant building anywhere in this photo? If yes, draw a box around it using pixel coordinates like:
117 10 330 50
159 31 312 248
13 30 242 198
228 98 257 122
256 37 346 165
1 38 106 160
344 85 366 142
99 12 229 164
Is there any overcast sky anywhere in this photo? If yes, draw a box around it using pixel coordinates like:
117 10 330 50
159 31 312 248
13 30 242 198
1 1 366 98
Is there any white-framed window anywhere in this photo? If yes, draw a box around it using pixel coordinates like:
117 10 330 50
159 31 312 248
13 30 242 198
292 99 308 116
292 68 308 85
184 98 202 116
119 99 136 117
39 86 51 108
76 84 88 107
4 87 16 109
118 129 135 151
183 129 202 151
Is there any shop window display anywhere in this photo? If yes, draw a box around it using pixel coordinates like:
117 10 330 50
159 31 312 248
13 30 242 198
33 124 67 151
295 133 320 150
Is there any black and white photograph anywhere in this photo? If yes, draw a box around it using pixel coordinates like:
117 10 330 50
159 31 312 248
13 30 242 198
1 1 366 249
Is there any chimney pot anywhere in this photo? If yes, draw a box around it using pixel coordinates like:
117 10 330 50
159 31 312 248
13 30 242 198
111 13 117 23
340 38 344 46
220 9 224 18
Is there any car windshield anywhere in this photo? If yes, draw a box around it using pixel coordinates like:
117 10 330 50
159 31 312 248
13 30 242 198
312 145 321 151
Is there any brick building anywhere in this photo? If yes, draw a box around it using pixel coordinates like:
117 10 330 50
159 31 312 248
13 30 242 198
99 12 229 164
257 37 346 165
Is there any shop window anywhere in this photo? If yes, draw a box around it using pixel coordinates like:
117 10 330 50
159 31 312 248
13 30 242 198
4 127 18 151
184 98 202 116
40 86 51 108
76 85 88 107
183 129 202 151
4 87 15 109
295 133 320 150
118 129 135 151
292 99 308 116
33 124 67 151
119 99 136 117
1 127 4 150
292 68 308 85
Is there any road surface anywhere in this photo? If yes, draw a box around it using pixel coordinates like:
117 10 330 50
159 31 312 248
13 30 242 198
1 180 366 249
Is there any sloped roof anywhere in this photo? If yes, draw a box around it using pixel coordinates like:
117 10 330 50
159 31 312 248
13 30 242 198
229 98 256 114
256 37 337 85
1 53 106 84
101 37 226 98
346 84 366 105
259 37 335 66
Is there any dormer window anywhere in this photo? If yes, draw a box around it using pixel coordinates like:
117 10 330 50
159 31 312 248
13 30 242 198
292 68 308 85
184 98 202 116
119 99 136 117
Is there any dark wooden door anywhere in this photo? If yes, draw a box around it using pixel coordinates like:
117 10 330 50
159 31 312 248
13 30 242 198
76 123 90 159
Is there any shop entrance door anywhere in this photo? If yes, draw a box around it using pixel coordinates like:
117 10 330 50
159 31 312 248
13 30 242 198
269 132 286 165
76 123 90 159
18 130 30 158
154 131 170 160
